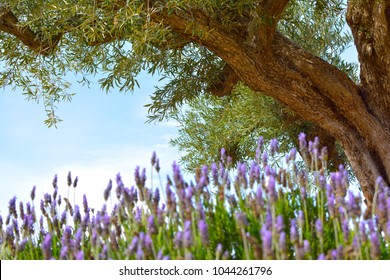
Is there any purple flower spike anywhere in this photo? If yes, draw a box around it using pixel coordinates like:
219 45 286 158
8 196 17 218
136 246 144 260
221 148 227 163
303 240 310 254
298 132 307 151
370 233 381 260
211 163 218 183
198 219 209 245
82 194 89 214
342 218 349 242
172 161 184 188
73 176 78 188
266 174 278 203
289 148 297 161
30 186 36 201
174 231 183 248
216 243 223 257
262 151 268 166
104 179 112 201
317 254 325 260
151 151 157 167
261 226 273 259
52 174 58 188
279 232 286 253
76 251 84 260
148 215 157 235
184 220 192 248
73 205 81 225
256 187 264 209
276 215 284 233
41 234 52 260
290 219 298 244
155 158 160 173
60 245 68 260
269 138 279 156
67 171 72 187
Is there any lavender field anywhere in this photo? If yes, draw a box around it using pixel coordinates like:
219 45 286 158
1 134 389 260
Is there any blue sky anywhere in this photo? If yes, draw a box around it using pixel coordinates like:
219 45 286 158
0 73 184 215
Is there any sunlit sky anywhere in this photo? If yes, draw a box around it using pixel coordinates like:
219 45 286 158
0 72 186 215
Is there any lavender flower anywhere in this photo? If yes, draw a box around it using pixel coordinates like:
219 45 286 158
290 219 298 245
265 207 272 231
104 179 112 201
30 186 36 201
184 220 192 248
315 219 323 238
317 254 325 260
211 162 218 184
276 215 284 233
128 236 139 255
82 194 89 214
143 233 153 252
341 218 349 242
261 151 268 166
151 151 157 167
198 219 209 245
370 233 381 259
115 173 124 199
172 161 184 188
261 226 273 259
303 240 310 254
289 147 297 161
220 148 227 163
67 171 72 187
148 215 157 235
76 251 84 260
60 245 68 260
174 231 183 248
216 243 223 258
298 132 307 151
266 174 278 203
73 205 81 225
155 158 160 173
269 138 279 156
279 232 287 254
41 234 52 260
73 176 78 188
8 196 17 218
52 174 58 188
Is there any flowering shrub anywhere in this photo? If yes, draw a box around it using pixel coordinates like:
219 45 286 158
1 134 389 260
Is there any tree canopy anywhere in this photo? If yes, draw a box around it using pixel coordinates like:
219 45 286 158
1 0 390 210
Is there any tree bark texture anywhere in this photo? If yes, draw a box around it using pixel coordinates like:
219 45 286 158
1 0 390 211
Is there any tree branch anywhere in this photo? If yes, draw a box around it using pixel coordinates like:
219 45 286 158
0 8 62 55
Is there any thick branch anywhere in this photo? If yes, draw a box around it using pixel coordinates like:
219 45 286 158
0 9 62 55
